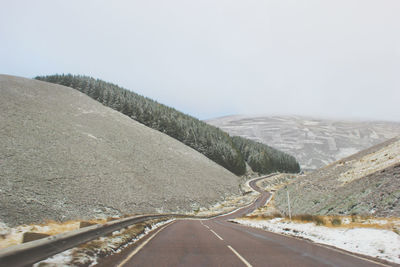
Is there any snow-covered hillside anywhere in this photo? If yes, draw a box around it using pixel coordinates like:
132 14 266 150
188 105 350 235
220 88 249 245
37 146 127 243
207 115 400 170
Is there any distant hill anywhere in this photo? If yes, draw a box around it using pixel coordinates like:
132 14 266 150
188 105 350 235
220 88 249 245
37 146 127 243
274 137 400 217
35 74 300 175
0 74 242 226
207 115 400 170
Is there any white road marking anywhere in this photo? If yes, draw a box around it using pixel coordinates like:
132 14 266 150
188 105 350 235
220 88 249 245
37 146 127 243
236 223 391 267
200 221 210 229
201 221 224 240
210 229 224 240
227 245 253 267
117 221 175 267
313 243 391 267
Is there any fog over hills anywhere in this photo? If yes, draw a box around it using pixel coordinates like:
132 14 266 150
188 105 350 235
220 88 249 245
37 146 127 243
207 115 400 170
0 75 240 226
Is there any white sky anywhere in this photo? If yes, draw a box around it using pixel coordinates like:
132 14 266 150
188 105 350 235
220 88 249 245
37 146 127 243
1 0 399 121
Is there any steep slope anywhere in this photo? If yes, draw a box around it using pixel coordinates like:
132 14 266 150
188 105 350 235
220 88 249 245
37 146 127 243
0 75 240 226
274 137 400 217
35 74 300 175
207 115 400 170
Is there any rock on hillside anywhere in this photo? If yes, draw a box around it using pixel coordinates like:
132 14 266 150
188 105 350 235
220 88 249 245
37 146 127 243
207 115 400 170
274 137 400 217
0 75 240 227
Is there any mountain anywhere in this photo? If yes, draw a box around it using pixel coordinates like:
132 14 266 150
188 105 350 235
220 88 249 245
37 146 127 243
0 74 241 226
35 74 300 175
207 115 400 170
274 137 400 217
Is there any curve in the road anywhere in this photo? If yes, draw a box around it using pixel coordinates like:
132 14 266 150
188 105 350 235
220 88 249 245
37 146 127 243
96 175 393 267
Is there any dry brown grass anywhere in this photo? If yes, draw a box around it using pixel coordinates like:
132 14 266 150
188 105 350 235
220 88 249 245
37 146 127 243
69 218 166 266
291 215 326 226
34 218 169 266
245 212 283 220
243 213 400 232
40 219 107 235
0 218 110 249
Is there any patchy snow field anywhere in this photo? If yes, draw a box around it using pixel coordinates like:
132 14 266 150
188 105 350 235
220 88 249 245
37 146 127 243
233 218 400 264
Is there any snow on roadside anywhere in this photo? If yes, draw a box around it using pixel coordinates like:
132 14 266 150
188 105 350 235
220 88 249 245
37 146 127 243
233 218 400 264
33 219 174 267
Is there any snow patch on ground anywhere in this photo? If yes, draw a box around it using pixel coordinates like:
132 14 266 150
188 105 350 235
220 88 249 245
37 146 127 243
233 218 400 264
336 147 359 160
33 219 174 267
33 249 74 267
338 139 400 185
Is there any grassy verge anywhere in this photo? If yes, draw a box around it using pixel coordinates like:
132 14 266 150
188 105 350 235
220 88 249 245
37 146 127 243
242 213 400 232
34 218 170 267
0 216 133 249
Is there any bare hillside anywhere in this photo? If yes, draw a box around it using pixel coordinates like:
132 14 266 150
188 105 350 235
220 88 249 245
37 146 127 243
274 137 400 217
207 115 400 170
0 75 240 226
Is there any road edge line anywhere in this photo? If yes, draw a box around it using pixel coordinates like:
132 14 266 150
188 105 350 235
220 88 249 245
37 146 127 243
227 245 253 267
117 221 175 267
210 229 224 240
312 243 392 267
229 221 392 267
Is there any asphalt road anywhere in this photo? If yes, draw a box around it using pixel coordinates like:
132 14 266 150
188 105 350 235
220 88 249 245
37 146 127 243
96 177 392 267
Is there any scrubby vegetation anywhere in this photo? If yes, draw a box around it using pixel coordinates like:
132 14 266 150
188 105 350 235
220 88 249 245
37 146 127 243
35 74 300 175
331 217 342 226
291 214 326 226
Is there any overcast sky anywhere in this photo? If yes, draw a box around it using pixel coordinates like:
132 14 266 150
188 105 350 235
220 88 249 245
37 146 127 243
1 0 399 121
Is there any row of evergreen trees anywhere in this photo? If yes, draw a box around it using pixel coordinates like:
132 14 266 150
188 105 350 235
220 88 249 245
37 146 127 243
35 74 300 175
232 136 300 174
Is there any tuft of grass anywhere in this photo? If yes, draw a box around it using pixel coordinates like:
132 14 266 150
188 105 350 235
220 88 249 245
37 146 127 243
106 217 120 222
292 214 325 226
331 217 342 226
272 212 282 218
244 212 283 220
314 217 325 226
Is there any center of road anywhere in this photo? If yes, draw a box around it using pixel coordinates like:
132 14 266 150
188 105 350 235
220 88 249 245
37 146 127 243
227 245 253 267
200 220 253 267
111 175 272 267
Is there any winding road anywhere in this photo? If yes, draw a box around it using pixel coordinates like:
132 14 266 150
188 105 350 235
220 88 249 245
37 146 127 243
96 176 392 267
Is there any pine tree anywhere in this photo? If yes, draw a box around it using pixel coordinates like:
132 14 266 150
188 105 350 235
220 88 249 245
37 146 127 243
35 74 300 176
